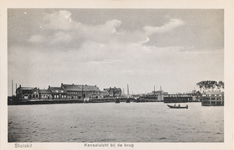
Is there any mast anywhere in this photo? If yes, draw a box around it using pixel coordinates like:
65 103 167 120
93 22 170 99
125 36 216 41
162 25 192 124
82 85 83 100
127 84 129 97
12 80 13 96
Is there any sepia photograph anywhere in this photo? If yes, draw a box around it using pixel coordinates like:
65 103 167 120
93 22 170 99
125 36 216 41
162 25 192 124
1 0 233 150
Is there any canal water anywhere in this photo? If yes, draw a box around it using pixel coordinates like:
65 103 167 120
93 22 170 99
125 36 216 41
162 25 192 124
8 102 223 142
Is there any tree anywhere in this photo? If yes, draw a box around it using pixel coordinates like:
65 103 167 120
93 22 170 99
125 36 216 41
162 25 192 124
196 82 203 92
196 80 218 92
218 81 224 90
216 82 221 90
209 81 217 91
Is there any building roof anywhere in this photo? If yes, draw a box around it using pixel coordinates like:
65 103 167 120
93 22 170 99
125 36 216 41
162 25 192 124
101 90 109 95
152 91 168 95
49 87 66 94
62 83 100 92
39 89 52 94
104 87 122 93
17 87 34 90
204 91 224 95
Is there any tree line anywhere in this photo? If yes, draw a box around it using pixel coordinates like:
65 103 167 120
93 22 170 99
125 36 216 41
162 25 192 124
196 80 224 92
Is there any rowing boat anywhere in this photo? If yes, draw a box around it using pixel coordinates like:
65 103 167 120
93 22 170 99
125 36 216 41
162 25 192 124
167 104 188 109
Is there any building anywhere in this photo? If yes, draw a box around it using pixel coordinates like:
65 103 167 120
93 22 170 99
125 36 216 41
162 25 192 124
39 89 53 99
152 90 168 101
103 87 122 97
48 86 67 99
164 94 193 103
16 85 38 101
201 91 224 106
30 88 40 100
14 83 102 102
61 83 100 100
100 90 109 98
183 91 202 101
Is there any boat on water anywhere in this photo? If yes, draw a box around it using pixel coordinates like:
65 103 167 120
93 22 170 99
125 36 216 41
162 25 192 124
167 104 188 109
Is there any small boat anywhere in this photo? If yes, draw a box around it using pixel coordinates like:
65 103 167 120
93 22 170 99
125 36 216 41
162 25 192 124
167 104 188 109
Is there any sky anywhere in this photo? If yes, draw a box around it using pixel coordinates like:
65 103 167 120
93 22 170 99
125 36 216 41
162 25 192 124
8 9 224 95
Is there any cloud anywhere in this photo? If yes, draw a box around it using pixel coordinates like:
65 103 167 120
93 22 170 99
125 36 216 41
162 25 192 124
134 37 150 46
43 10 75 30
28 32 73 45
50 31 73 44
43 10 122 35
27 11 185 50
28 35 44 43
144 18 184 35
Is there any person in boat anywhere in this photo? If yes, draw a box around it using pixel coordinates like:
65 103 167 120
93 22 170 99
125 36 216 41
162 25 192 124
178 104 180 107
174 104 176 106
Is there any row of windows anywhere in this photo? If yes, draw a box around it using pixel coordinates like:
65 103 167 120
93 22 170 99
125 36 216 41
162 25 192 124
167 95 192 97
202 97 223 100
203 101 224 104
41 95 52 98
23 94 38 98
202 94 223 96
54 95 66 99
67 91 99 94
21 93 100 99
68 92 81 94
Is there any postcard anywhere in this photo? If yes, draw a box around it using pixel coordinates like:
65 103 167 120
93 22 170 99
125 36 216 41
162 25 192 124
1 0 233 150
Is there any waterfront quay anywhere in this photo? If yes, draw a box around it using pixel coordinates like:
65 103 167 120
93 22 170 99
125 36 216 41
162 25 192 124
201 91 224 106
8 82 224 106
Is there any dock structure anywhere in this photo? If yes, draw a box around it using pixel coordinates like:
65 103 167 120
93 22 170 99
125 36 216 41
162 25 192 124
164 95 192 103
201 91 224 106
